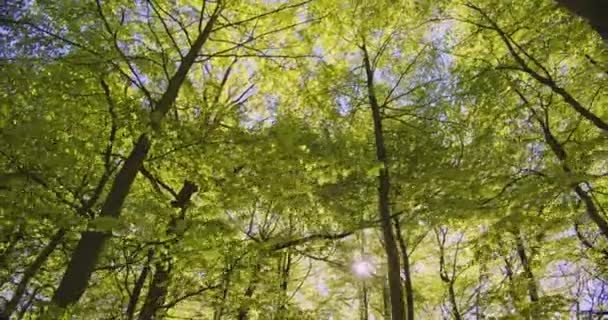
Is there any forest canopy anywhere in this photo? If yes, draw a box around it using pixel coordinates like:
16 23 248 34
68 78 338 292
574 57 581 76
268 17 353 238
1 0 608 319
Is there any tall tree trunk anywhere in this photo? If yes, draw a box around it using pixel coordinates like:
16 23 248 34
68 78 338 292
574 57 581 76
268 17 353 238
126 249 154 320
555 0 608 42
213 266 233 320
237 263 261 320
362 43 405 320
394 219 415 320
138 181 198 320
51 135 151 309
138 260 170 320
514 234 539 304
49 10 220 309
1 228 65 319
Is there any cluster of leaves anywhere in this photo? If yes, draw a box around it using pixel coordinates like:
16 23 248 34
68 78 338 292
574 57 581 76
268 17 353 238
1 0 608 319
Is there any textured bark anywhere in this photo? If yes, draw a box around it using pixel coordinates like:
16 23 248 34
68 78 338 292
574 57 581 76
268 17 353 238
50 7 221 309
362 43 405 320
52 134 151 308
126 249 154 320
137 181 198 320
1 229 66 318
556 0 608 42
137 261 170 320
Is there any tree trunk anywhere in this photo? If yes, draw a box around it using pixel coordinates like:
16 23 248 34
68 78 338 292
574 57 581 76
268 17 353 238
556 0 608 42
535 115 608 239
435 228 462 320
237 264 261 320
394 219 414 320
138 260 170 320
213 266 233 320
514 234 539 304
362 43 405 320
277 250 291 317
49 10 220 309
126 249 154 320
51 134 151 309
1 228 65 319
360 282 369 320
138 181 198 320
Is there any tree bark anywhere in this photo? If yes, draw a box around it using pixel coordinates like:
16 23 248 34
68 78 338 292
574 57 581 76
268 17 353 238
556 0 608 42
138 260 170 320
362 43 406 320
126 249 154 320
1 228 65 318
213 265 233 320
49 8 220 309
237 263 261 320
535 114 608 239
51 134 151 309
514 234 539 304
138 180 198 320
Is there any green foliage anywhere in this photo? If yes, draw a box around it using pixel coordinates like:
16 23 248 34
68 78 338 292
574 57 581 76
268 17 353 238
1 0 608 319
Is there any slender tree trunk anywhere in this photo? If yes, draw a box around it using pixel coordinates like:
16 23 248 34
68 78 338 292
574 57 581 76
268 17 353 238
213 266 233 320
435 228 462 320
502 256 520 311
1 228 65 319
447 284 462 320
383 277 392 320
362 43 405 320
394 219 414 320
535 115 608 239
360 282 369 320
277 250 291 317
556 0 608 42
237 264 261 320
126 249 154 320
138 260 170 320
514 234 539 304
49 10 220 309
138 181 198 320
